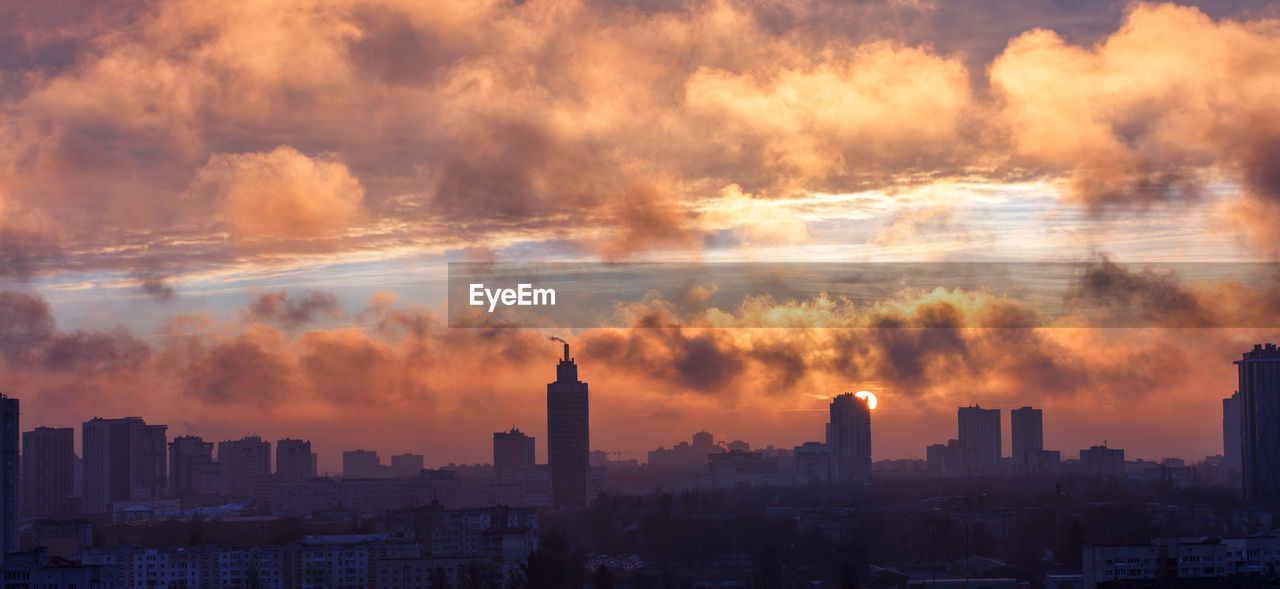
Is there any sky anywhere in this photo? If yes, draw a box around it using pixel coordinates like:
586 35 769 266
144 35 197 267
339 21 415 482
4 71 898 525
3 0 1280 472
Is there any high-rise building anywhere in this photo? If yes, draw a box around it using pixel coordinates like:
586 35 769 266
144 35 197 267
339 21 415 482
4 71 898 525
547 342 589 510
344 449 382 479
389 453 424 478
276 439 316 482
218 436 271 500
793 442 830 485
958 404 1001 468
692 431 714 453
169 435 220 498
1224 391 1242 471
1238 344 1280 506
826 393 871 485
81 417 167 514
494 428 535 484
1010 406 1044 473
0 395 16 553
22 427 76 517
1080 445 1125 478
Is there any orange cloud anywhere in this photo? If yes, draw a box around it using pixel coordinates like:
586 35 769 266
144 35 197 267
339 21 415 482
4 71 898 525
990 3 1280 212
194 146 365 241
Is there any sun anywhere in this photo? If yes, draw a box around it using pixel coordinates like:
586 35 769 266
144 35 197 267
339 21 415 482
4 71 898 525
854 390 878 410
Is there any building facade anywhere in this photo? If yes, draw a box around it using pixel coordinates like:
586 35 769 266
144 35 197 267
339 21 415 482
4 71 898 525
218 436 271 501
168 435 220 499
22 426 75 518
344 449 382 479
1010 406 1043 474
81 417 167 515
826 393 871 485
276 438 317 482
493 428 535 484
1237 343 1280 506
958 404 1002 468
0 394 16 554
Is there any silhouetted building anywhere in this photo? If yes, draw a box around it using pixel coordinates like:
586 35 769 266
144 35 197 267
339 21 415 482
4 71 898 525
1238 343 1280 506
1224 391 1242 472
493 428 535 484
168 435 219 498
1027 449 1062 475
0 394 16 553
692 431 714 453
22 426 76 518
389 453 424 478
793 442 830 485
1081 445 1125 478
1010 406 1043 473
344 449 382 479
547 342 589 510
648 432 725 466
826 392 871 485
218 436 270 499
82 416 167 514
958 404 1001 467
709 451 787 487
275 438 316 482
272 470 461 516
927 439 979 476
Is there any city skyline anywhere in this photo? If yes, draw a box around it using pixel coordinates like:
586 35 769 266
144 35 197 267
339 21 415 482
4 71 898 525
5 340 1261 480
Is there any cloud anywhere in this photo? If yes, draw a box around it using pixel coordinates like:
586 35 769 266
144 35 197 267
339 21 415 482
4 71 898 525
246 290 344 328
989 3 1280 216
194 146 365 241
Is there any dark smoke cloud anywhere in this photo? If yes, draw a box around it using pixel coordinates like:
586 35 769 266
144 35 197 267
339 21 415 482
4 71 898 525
246 290 343 328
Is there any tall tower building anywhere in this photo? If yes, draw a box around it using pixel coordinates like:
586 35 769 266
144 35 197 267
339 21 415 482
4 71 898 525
276 439 317 482
218 436 271 500
826 393 871 485
1238 344 1280 506
1224 392 1242 471
493 428 535 484
1010 407 1043 473
958 405 1002 468
0 395 16 554
547 342 589 510
169 435 219 498
82 417 167 514
23 426 76 517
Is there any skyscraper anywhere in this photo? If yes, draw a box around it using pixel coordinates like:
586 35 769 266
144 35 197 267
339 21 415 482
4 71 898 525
547 342 589 510
826 392 871 485
22 426 76 517
82 417 167 514
218 436 271 500
169 435 219 498
276 438 317 482
494 428 535 484
958 404 1001 468
1010 406 1044 473
0 395 16 554
1238 344 1280 506
1224 392 1242 471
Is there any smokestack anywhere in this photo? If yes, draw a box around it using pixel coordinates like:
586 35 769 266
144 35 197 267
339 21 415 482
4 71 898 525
563 343 570 361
